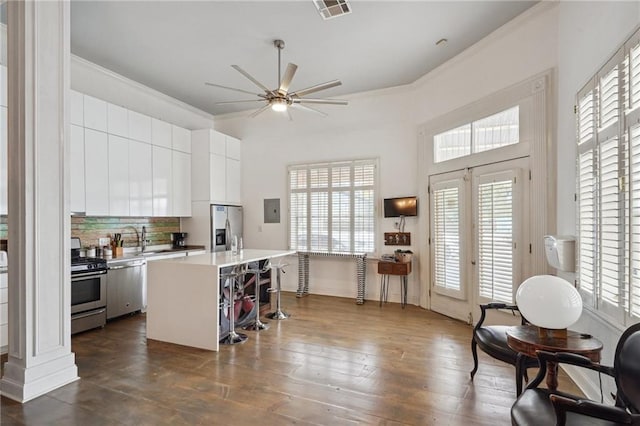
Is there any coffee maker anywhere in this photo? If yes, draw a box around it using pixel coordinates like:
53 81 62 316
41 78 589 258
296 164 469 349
171 232 187 248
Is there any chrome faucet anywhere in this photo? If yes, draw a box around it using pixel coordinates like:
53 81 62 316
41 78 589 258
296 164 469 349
141 226 149 252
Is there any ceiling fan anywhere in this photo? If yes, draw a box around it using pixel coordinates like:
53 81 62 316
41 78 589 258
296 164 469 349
205 39 348 118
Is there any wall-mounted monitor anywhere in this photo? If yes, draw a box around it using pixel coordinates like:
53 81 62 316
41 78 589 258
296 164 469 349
383 196 418 218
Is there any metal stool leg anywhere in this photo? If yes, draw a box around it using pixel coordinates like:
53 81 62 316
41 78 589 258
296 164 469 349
267 264 290 320
244 263 270 331
221 269 248 345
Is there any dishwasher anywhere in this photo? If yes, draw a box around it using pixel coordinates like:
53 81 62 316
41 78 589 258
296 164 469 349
106 258 147 320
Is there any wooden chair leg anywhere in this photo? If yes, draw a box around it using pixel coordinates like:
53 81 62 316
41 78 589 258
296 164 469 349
515 353 524 396
470 339 479 380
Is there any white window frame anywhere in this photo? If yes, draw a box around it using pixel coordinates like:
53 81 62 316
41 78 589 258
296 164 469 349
576 26 640 326
287 159 378 254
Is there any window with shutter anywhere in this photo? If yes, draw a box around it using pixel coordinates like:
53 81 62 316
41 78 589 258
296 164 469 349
476 172 517 303
575 27 640 326
431 177 465 299
288 159 377 254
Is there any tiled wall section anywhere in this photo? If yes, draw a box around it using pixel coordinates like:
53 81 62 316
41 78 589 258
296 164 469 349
71 217 180 249
0 216 6 240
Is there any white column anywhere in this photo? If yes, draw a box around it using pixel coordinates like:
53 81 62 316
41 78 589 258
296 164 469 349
0 0 78 402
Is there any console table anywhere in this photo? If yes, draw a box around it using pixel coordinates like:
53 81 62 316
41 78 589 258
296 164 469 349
297 251 367 304
378 261 411 308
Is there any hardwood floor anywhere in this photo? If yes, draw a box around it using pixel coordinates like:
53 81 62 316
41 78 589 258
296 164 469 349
1 293 582 425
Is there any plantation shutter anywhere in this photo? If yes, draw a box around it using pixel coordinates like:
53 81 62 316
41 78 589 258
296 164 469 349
476 171 517 303
288 160 376 253
628 125 640 317
431 178 465 299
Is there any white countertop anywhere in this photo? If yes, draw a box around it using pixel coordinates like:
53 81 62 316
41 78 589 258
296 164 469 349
149 249 296 268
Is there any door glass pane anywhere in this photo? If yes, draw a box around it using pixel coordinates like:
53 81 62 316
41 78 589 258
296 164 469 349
433 186 461 291
477 179 514 303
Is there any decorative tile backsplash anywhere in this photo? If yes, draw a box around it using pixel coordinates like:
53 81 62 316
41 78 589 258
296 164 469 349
0 215 180 250
71 216 180 249
0 215 6 240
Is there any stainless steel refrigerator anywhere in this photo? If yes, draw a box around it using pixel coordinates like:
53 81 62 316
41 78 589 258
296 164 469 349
211 204 243 252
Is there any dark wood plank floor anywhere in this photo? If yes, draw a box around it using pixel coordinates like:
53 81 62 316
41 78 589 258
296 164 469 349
1 293 581 425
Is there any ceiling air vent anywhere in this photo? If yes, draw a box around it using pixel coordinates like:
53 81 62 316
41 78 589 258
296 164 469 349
313 0 352 20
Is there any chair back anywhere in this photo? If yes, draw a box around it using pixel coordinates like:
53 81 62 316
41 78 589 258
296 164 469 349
614 322 640 413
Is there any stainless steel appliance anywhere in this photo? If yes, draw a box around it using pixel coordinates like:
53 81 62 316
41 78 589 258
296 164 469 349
211 204 243 252
171 232 188 248
71 237 107 334
106 258 146 320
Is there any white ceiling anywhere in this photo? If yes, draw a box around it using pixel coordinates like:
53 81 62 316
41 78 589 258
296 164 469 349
70 1 537 116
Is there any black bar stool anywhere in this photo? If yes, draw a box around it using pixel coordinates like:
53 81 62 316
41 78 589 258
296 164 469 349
243 259 271 331
266 261 290 320
220 264 248 345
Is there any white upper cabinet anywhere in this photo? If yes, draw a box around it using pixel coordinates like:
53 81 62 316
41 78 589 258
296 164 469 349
83 95 108 132
128 110 152 143
151 118 172 148
172 151 191 216
84 129 109 216
70 124 86 213
172 125 191 153
210 153 226 203
70 90 84 126
226 158 241 205
191 129 242 205
108 135 130 216
0 107 7 215
129 140 153 217
152 145 172 216
226 136 241 160
210 130 226 155
107 103 128 138
0 66 6 107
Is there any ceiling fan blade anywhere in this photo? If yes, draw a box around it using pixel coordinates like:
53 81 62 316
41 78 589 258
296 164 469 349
278 63 298 94
231 65 272 94
215 99 265 105
248 103 271 118
292 98 348 106
205 82 265 97
290 80 342 98
291 103 328 117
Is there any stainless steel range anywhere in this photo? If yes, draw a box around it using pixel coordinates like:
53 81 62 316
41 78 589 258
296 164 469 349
71 237 107 334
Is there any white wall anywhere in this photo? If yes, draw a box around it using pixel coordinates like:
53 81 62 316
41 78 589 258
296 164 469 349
555 1 640 402
213 3 560 306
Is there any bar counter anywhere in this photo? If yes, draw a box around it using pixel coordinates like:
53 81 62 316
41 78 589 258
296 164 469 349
146 249 295 351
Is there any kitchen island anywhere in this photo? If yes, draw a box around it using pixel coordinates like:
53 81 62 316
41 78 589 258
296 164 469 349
146 249 295 351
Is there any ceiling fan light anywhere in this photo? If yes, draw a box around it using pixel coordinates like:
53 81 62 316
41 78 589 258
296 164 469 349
271 99 288 112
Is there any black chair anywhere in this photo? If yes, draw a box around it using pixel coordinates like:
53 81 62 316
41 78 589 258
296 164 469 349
511 322 640 425
470 303 538 396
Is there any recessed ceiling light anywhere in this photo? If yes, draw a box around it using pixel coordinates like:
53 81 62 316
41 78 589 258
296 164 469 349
313 0 352 20
436 38 448 46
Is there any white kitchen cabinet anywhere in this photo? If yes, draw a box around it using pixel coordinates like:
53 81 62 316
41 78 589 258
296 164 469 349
70 90 84 126
0 106 7 215
108 135 130 216
84 129 110 216
129 139 153 217
172 125 191 153
152 145 172 216
1 272 7 353
128 110 152 143
226 158 241 205
108 103 129 137
70 125 86 213
172 150 192 217
210 153 226 203
83 95 108 132
210 130 226 155
151 118 172 149
226 136 241 160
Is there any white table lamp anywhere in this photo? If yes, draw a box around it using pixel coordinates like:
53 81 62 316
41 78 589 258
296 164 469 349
515 274 583 338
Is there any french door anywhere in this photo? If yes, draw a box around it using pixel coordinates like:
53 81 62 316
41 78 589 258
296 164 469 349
428 158 529 323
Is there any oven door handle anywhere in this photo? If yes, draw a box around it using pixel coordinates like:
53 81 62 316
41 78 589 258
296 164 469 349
71 270 107 279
